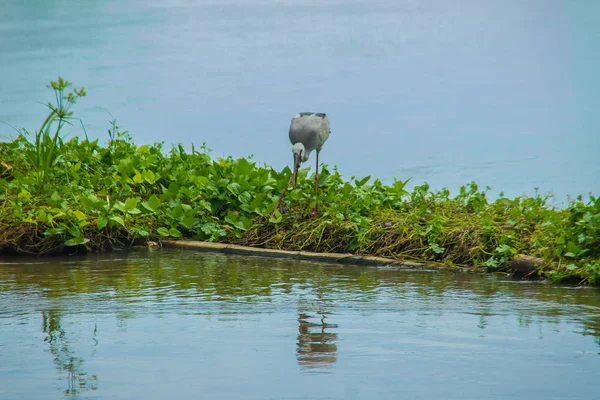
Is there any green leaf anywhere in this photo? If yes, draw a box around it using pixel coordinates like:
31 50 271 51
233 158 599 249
269 212 282 224
68 226 81 237
125 197 138 211
81 194 101 209
132 171 143 184
227 182 242 196
238 191 252 204
110 215 125 227
566 264 578 271
141 202 155 214
165 182 181 195
217 178 230 187
393 179 410 196
148 194 161 210
168 204 184 219
181 214 196 229
168 227 182 238
195 176 209 188
113 202 126 213
142 169 157 184
225 211 239 224
72 210 86 220
157 227 170 237
134 227 149 238
239 217 253 230
566 241 580 255
97 215 108 229
355 175 371 187
233 220 248 231
249 193 265 209
200 223 217 235
64 236 90 246
37 210 48 223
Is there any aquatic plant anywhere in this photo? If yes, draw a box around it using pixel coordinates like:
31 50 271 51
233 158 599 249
19 78 86 191
1 78 599 283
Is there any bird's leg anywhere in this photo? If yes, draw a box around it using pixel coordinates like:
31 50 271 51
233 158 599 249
314 151 319 193
311 151 319 216
271 174 294 218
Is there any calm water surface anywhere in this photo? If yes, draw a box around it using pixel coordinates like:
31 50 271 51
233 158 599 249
1 249 600 399
1 0 599 200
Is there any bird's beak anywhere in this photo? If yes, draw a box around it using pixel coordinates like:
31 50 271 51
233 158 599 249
292 153 300 189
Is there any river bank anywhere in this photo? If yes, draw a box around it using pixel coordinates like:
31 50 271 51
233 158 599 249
1 79 599 283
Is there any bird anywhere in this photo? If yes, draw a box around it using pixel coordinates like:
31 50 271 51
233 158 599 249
273 112 331 216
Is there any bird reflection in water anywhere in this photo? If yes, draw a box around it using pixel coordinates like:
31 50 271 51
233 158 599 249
296 313 338 370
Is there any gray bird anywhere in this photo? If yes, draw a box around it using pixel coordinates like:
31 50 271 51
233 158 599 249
273 112 331 215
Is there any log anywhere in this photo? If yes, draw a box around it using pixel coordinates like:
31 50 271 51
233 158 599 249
511 254 554 276
160 239 442 269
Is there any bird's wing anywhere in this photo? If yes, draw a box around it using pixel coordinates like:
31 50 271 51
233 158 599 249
317 116 330 151
289 113 330 152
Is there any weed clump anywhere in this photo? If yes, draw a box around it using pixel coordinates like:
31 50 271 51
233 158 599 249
1 78 599 284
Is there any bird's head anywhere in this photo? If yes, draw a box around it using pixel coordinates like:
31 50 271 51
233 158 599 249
291 142 305 189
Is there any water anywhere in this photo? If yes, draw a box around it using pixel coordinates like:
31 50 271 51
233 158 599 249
0 0 598 201
1 249 600 399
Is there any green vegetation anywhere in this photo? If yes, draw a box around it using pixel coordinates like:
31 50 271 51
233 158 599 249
1 78 599 283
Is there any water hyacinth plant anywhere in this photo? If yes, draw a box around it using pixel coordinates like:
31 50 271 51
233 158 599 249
0 78 599 283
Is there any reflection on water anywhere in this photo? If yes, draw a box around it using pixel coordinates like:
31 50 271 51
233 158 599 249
297 313 338 370
1 249 600 399
42 311 98 398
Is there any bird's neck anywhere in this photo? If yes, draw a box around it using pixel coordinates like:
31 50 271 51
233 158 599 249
302 150 311 162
